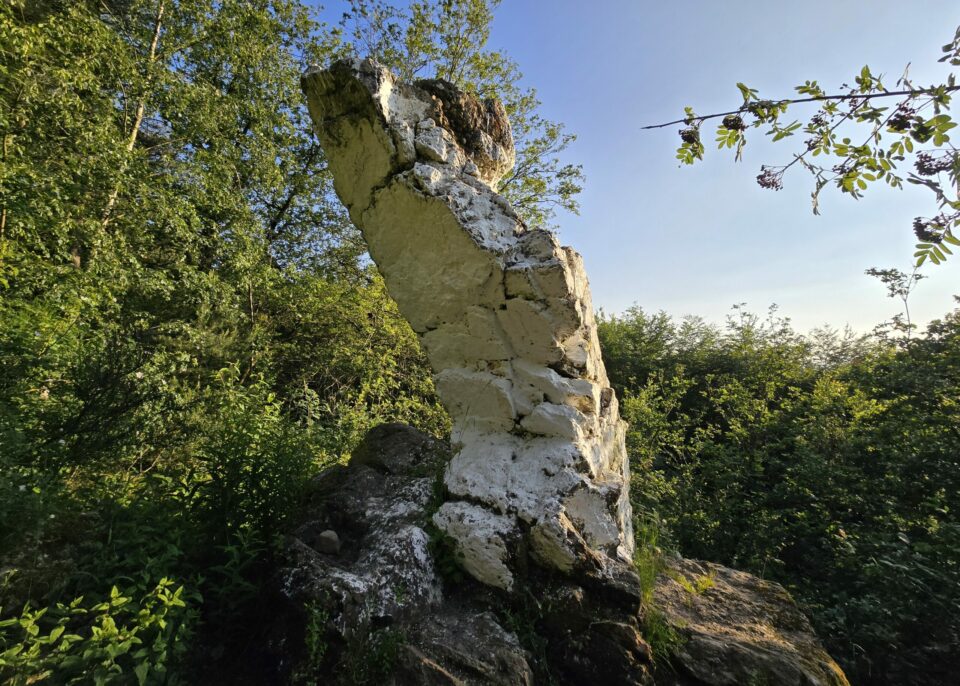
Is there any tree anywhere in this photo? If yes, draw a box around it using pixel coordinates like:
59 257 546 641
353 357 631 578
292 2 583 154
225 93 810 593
338 0 584 227
865 266 926 339
0 1 444 680
598 303 960 686
644 25 960 266
1 0 586 679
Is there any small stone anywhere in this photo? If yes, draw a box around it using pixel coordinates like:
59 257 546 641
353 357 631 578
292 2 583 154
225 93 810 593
316 529 340 555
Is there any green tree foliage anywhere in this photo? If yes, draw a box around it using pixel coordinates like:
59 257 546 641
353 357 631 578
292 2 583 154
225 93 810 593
339 0 585 226
0 0 501 680
600 304 960 686
646 25 960 265
0 0 585 678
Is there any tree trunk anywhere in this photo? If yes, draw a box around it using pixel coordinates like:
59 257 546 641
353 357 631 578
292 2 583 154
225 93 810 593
99 0 166 234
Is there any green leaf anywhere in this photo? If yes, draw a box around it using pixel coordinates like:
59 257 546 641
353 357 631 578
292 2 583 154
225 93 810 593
736 82 757 101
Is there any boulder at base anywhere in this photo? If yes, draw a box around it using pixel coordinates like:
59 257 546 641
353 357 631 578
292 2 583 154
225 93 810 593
652 558 850 686
260 423 847 686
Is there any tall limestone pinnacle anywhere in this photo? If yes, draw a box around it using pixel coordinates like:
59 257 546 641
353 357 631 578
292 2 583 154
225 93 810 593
301 59 633 590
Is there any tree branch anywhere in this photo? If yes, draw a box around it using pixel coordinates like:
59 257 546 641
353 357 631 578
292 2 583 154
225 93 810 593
641 86 960 130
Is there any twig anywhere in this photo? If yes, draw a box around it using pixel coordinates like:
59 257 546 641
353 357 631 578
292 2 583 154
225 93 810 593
641 86 960 130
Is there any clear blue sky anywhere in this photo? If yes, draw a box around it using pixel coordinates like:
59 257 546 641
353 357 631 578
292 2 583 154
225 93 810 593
318 1 959 332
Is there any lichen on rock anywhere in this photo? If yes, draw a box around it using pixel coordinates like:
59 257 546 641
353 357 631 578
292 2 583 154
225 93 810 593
651 558 851 686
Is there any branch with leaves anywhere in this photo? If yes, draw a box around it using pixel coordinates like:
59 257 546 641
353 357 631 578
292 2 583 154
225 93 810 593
646 25 960 266
339 0 584 227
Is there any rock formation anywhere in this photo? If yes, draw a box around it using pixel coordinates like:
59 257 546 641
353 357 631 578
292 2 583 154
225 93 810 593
301 59 632 592
265 423 848 686
652 558 850 686
280 61 850 685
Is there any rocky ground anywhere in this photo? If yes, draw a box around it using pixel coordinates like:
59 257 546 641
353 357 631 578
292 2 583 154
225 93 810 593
256 423 848 686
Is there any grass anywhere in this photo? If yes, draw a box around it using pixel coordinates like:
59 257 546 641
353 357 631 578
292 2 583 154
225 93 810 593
633 513 687 664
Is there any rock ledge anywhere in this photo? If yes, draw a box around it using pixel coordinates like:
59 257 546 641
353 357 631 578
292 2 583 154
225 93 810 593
264 424 847 686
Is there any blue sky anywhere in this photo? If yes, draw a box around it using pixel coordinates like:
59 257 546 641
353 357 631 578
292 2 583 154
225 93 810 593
318 1 959 332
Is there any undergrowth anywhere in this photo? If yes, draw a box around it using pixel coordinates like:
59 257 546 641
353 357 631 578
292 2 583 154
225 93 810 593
633 513 685 665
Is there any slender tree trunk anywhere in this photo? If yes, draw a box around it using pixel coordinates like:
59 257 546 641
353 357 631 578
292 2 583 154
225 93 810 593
0 132 8 246
903 295 912 340
99 0 165 234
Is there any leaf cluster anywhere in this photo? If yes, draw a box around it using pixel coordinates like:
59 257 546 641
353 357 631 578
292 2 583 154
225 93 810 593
655 27 960 264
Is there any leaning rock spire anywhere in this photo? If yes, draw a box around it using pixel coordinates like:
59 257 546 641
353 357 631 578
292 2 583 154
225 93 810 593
302 60 633 590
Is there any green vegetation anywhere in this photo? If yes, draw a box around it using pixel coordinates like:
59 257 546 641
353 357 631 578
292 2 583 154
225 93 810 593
425 467 466 585
3 2 959 685
0 580 196 685
333 627 405 686
639 605 684 668
601 303 960 686
497 588 556 686
671 569 715 597
1 0 576 681
649 25 960 264
632 514 685 665
292 601 330 684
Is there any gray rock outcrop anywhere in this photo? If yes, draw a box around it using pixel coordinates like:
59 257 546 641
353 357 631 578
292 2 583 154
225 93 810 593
272 423 646 685
652 559 850 686
267 423 849 686
301 59 632 592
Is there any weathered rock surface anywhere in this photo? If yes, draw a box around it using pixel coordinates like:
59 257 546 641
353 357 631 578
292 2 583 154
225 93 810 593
652 558 850 686
301 59 633 592
271 423 645 685
288 60 849 686
267 424 848 686
280 424 447 635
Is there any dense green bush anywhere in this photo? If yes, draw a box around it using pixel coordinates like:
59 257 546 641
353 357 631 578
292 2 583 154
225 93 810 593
0 580 198 685
601 305 960 686
0 1 451 681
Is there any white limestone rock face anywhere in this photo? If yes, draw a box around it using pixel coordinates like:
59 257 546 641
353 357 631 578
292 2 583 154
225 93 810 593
302 60 634 589
432 501 517 590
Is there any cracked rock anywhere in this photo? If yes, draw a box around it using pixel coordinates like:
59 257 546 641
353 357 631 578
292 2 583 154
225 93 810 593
302 59 634 590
